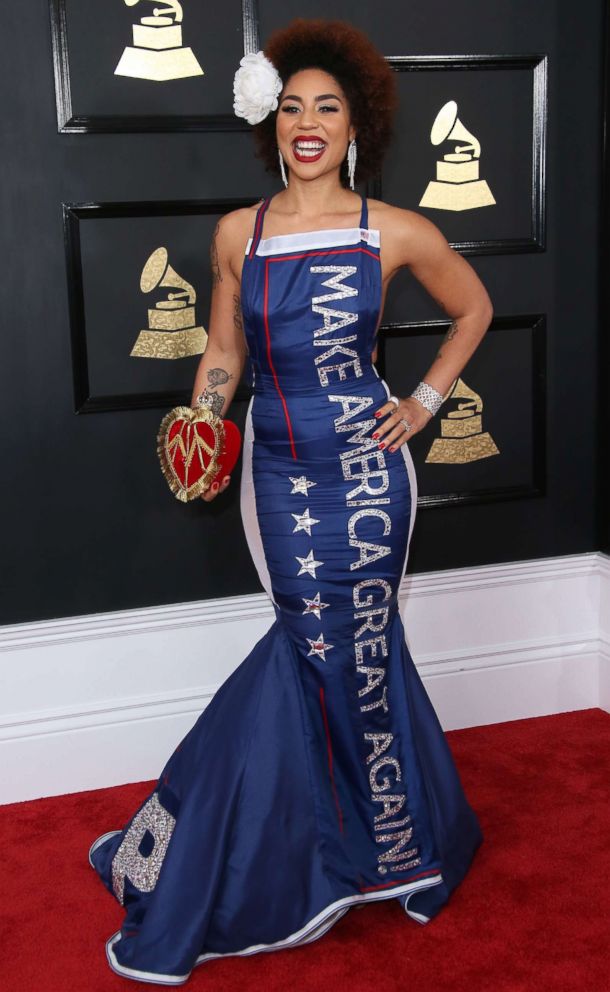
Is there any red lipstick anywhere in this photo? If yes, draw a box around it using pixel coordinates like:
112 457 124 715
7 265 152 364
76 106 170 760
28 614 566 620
291 136 327 163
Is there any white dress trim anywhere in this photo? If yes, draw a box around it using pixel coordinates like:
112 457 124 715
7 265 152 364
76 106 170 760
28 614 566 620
245 227 380 257
239 396 276 605
104 871 443 985
88 829 122 868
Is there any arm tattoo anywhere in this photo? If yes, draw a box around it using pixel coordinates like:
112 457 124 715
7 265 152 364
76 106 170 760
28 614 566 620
435 318 460 360
210 222 222 288
196 388 224 416
196 367 233 416
232 293 243 333
207 367 232 387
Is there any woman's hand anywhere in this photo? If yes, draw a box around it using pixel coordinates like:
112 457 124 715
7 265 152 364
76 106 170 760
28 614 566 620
200 475 232 502
372 397 433 452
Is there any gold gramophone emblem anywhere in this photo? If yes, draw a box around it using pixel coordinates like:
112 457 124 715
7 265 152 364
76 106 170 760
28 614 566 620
425 377 499 463
419 100 495 211
130 247 208 360
115 0 204 82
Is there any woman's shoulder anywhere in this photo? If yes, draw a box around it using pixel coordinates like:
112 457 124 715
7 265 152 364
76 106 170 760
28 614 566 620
367 197 440 235
213 200 261 268
367 197 450 260
214 200 264 250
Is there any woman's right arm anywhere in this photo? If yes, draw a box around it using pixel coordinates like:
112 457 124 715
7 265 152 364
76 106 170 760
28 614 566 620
191 212 248 501
190 214 247 414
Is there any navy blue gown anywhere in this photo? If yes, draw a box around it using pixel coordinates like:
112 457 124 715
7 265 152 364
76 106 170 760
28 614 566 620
90 194 483 985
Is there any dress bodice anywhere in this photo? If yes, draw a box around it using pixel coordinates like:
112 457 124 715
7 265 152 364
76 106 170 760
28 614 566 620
240 194 382 398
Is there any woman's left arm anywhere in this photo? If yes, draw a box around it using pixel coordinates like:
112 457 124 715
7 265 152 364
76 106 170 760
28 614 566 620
374 209 494 452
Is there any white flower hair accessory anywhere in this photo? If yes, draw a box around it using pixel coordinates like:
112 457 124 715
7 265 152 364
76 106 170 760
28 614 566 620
233 51 283 126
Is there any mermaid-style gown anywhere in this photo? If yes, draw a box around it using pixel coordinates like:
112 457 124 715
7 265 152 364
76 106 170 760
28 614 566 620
89 194 483 985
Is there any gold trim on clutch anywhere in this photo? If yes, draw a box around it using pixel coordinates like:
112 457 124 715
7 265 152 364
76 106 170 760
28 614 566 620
157 405 226 502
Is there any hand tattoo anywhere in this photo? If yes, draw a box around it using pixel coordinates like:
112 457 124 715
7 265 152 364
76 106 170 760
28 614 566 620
210 222 222 288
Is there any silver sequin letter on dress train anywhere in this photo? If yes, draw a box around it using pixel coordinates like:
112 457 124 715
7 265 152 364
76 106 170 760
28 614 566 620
111 793 176 905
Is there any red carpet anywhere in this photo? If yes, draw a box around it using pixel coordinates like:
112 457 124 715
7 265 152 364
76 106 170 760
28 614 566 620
1 707 608 991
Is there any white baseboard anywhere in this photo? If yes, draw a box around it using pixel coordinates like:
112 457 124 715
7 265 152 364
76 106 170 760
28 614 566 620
599 640 610 713
1 552 608 805
598 554 610 713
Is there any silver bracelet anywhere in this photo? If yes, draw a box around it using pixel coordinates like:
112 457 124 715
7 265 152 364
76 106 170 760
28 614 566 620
410 380 445 416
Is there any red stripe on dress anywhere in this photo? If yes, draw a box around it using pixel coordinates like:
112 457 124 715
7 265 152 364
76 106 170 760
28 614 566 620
263 259 298 460
360 868 441 893
319 686 344 834
268 246 380 265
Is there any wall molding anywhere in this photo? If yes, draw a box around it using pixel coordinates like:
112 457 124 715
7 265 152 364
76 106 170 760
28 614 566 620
1 551 608 805
0 592 272 654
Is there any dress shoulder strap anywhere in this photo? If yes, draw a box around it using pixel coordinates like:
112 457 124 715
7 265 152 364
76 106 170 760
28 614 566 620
359 194 368 230
248 197 271 259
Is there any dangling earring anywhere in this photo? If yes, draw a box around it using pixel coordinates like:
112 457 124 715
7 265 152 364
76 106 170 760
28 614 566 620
347 138 357 190
278 147 288 188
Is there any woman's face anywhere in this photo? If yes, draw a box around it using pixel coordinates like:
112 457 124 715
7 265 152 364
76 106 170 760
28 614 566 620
276 67 355 186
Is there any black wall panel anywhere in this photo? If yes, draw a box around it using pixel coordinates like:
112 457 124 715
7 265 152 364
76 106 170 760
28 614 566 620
0 0 605 624
600 1 610 557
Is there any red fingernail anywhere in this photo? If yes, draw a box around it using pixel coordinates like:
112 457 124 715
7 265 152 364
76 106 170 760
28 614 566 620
378 442 385 449
389 446 396 452
374 411 382 418
372 432 379 439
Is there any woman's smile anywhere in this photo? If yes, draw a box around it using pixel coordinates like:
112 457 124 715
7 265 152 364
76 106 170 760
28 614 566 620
291 136 328 162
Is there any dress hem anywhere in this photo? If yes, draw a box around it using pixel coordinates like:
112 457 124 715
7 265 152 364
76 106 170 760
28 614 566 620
103 870 444 986
88 830 122 868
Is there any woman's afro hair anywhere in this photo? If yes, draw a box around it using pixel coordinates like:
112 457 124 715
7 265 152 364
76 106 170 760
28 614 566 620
253 18 398 186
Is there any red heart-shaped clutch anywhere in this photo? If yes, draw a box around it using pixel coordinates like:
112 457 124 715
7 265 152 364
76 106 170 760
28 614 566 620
157 405 242 502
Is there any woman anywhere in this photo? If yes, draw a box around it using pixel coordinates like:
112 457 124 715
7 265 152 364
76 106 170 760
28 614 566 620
90 18 492 985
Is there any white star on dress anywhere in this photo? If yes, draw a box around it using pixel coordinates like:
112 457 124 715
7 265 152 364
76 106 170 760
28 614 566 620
289 475 317 496
302 592 329 619
295 550 323 578
306 633 334 661
291 508 320 536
